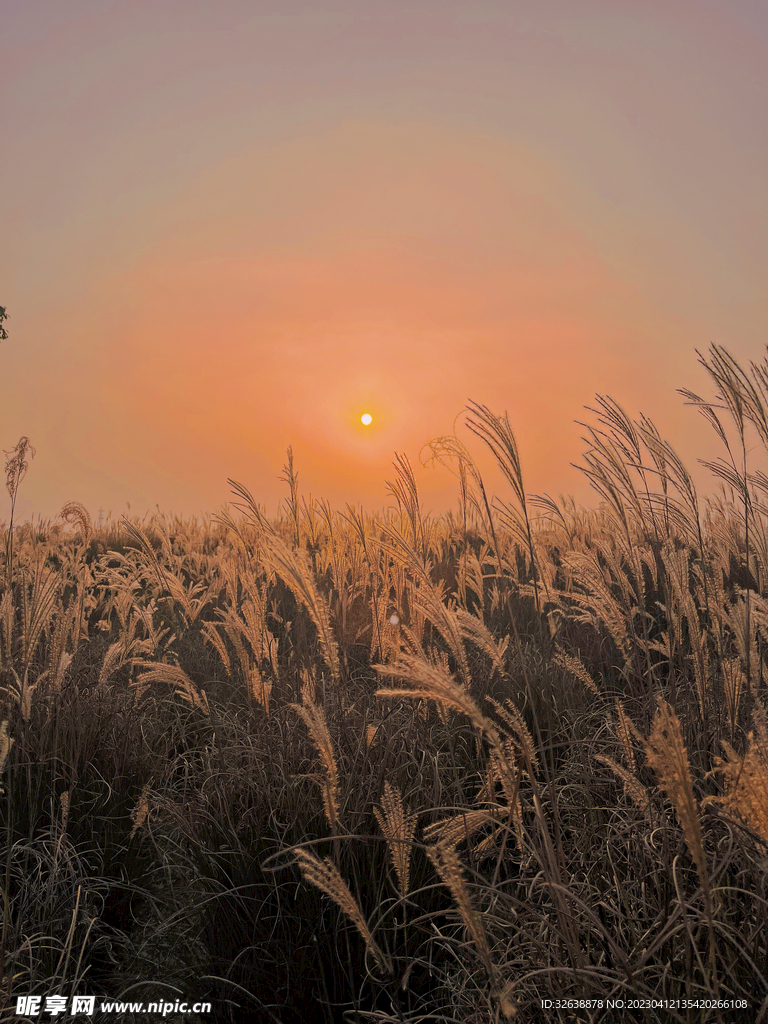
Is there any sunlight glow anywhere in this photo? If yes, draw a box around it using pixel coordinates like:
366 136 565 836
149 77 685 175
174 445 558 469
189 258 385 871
361 413 372 425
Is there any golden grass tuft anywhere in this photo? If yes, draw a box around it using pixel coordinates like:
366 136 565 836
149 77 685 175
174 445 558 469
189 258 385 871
132 660 210 713
613 697 643 775
594 754 650 816
199 620 231 673
246 664 271 716
552 645 600 696
291 689 340 830
705 732 768 844
59 501 92 542
426 839 516 1015
721 657 746 738
376 655 502 747
376 655 524 811
426 840 491 963
485 695 538 773
644 696 709 893
261 531 341 684
293 848 392 975
373 781 419 898
423 806 504 852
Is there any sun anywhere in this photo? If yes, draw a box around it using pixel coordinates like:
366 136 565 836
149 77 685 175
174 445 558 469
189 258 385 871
361 413 372 426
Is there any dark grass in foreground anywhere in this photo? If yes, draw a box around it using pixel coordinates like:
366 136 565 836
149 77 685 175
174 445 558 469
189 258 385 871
1 345 768 1023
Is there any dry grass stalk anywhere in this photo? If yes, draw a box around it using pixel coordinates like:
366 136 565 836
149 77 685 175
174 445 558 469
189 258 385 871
380 654 485 743
133 661 210 714
120 518 173 602
247 664 271 716
379 524 474 683
376 656 500 745
485 696 538 773
373 782 419 897
552 646 599 695
0 585 12 663
460 551 487 618
95 598 160 684
280 445 301 548
299 667 316 706
475 750 526 855
682 593 710 720
216 607 254 677
4 436 35 498
293 849 392 975
594 754 650 816
386 452 431 558
423 807 504 852
17 561 61 676
364 723 380 749
752 701 768 753
613 697 643 774
561 549 634 663
376 656 521 807
340 503 390 659
425 839 511 1010
644 696 709 894
97 641 128 688
409 580 472 687
20 673 34 722
720 657 745 739
465 400 540 613
705 733 768 844
4 436 36 583
38 596 76 692
261 531 341 684
291 693 340 829
378 605 402 663
239 594 276 665
55 790 70 862
199 620 231 673
744 592 768 700
41 650 73 693
725 592 761 694
129 783 152 839
455 608 508 677
0 719 13 791
399 616 427 662
59 501 92 543
426 840 491 962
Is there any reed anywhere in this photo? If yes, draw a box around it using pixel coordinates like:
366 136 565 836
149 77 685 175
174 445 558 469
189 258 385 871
3 344 768 1020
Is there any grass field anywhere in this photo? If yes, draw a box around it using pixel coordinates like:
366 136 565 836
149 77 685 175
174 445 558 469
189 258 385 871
1 345 767 1023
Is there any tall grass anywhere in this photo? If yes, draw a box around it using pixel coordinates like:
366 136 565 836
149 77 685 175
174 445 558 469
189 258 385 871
1 344 768 1022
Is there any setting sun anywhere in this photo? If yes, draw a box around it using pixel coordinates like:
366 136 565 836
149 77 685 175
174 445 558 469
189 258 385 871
361 413 372 426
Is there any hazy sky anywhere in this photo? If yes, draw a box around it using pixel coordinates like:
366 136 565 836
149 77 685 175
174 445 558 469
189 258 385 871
2 0 766 523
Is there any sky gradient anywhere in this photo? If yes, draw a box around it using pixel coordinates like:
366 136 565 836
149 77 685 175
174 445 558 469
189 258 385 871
2 0 766 523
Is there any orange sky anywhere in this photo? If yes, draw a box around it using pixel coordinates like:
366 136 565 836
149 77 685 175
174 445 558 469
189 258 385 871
2 1 766 523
